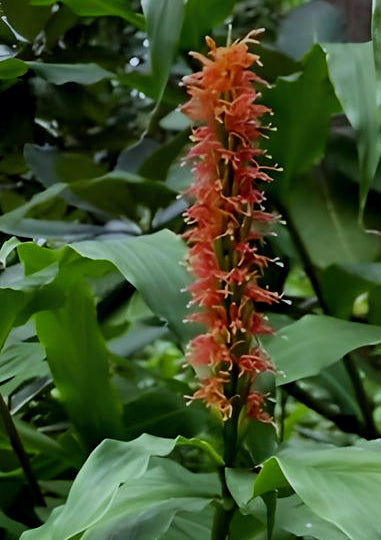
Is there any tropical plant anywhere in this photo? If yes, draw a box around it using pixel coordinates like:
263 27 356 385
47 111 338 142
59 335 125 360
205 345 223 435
0 1 381 539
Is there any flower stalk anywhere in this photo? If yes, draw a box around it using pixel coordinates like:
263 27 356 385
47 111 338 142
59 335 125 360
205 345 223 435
181 31 280 455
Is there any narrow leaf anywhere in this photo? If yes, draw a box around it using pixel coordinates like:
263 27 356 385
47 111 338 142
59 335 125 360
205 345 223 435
324 42 381 221
140 0 185 100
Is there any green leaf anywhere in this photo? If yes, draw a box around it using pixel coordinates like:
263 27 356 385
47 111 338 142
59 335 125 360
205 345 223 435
164 508 214 540
276 495 348 540
0 0 51 41
140 0 185 100
122 388 206 441
265 45 340 200
0 218 105 240
80 457 220 540
119 72 184 105
71 230 197 344
244 420 277 466
0 263 60 351
24 144 106 185
0 183 105 240
0 509 27 539
320 262 381 319
70 171 176 218
373 0 381 93
30 0 145 29
257 441 381 540
20 434 203 540
264 314 381 385
138 129 190 180
33 263 124 450
225 468 257 513
276 1 345 61
0 237 20 269
177 436 225 467
0 341 49 398
26 61 113 85
180 0 235 51
324 42 381 221
320 265 371 319
0 58 28 79
286 172 379 268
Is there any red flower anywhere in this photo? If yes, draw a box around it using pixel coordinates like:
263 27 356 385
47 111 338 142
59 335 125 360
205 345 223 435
181 30 280 422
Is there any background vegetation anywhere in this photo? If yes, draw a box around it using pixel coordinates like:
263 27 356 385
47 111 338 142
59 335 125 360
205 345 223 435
0 0 380 538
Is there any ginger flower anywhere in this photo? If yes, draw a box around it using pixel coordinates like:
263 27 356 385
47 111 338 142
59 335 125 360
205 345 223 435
182 30 280 423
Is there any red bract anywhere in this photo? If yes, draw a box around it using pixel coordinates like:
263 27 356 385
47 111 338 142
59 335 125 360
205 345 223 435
182 30 280 422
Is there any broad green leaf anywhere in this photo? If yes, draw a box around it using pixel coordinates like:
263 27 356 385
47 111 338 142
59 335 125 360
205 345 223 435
84 500 208 540
26 61 113 85
225 468 257 513
164 508 214 540
0 58 28 79
287 172 379 268
0 183 105 239
159 110 191 131
123 388 206 441
257 46 300 84
138 129 190 180
256 441 381 540
244 420 277 466
81 457 220 539
140 0 185 100
70 171 176 218
324 42 381 220
34 270 124 450
264 314 381 385
24 146 177 222
180 0 235 51
265 45 340 200
71 230 197 344
24 144 106 185
276 495 348 540
276 1 345 60
0 218 105 240
30 0 145 29
20 435 186 539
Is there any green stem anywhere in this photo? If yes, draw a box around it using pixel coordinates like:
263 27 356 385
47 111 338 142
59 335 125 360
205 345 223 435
212 392 241 540
211 501 235 540
343 355 378 439
278 388 288 443
0 391 45 506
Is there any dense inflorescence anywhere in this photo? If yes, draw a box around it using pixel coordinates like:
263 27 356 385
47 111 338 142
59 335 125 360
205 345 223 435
181 30 281 423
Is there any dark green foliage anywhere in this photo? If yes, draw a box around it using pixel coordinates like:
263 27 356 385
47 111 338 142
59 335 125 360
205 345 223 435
0 1 381 538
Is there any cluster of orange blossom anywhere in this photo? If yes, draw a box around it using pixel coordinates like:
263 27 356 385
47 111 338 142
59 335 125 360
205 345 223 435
181 30 282 423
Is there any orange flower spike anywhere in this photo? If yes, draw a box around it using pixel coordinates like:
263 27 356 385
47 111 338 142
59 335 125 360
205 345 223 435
182 30 280 423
